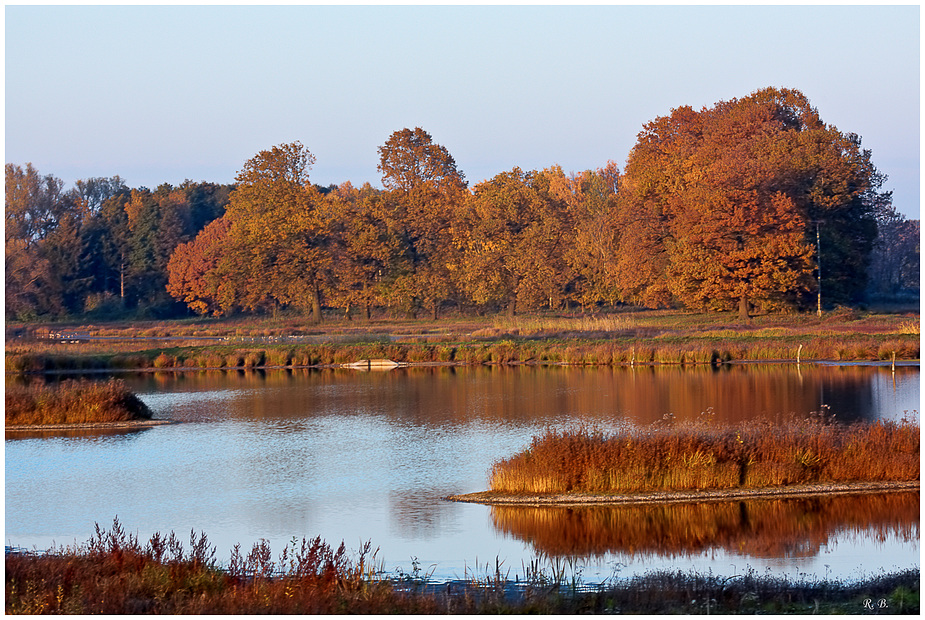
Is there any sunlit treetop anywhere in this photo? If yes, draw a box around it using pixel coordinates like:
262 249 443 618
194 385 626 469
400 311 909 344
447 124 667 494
377 127 466 192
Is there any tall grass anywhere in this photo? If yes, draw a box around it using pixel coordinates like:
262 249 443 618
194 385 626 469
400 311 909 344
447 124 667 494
5 379 152 426
5 519 401 615
6 332 919 375
487 314 638 337
489 418 920 495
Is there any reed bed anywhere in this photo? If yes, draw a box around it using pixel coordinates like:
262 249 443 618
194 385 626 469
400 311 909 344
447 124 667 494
6 308 920 374
5 378 152 426
486 314 640 338
6 519 918 614
5 329 919 375
489 418 920 495
5 519 412 615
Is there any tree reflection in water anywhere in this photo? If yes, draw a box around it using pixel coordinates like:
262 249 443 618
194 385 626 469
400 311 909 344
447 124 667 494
490 492 919 560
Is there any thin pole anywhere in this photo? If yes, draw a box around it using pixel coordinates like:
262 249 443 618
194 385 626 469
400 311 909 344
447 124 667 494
815 221 822 317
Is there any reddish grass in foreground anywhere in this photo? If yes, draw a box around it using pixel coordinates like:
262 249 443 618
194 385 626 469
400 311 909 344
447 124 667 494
5 378 152 426
5 520 418 615
6 519 919 614
489 418 920 495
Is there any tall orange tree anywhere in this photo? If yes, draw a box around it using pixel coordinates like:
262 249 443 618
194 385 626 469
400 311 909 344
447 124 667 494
376 127 468 319
323 182 401 320
617 87 887 318
543 163 622 310
222 141 331 321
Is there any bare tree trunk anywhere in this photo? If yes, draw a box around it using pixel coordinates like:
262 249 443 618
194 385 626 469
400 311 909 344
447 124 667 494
311 282 323 324
738 294 749 322
431 300 439 321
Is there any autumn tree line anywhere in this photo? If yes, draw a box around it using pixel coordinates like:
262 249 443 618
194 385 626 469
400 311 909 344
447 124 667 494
5 88 919 323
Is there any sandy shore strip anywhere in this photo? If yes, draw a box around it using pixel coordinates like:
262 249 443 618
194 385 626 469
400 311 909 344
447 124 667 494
6 419 176 433
445 480 920 506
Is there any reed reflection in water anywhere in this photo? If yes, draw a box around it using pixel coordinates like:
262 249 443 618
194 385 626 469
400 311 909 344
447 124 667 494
490 492 919 561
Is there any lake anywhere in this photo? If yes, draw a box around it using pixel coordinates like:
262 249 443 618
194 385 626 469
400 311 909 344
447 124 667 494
5 363 919 585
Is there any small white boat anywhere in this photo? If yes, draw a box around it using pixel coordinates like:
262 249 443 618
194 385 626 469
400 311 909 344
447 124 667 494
342 358 402 370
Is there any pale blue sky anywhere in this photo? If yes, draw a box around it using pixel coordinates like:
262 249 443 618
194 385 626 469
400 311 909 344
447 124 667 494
5 5 920 218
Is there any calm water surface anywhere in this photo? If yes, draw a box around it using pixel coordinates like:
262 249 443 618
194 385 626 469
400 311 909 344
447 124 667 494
5 364 919 584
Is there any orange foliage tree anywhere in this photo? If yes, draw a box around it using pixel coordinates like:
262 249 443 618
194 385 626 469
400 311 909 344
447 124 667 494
377 127 468 319
323 182 403 320
543 163 622 310
455 167 572 315
224 142 332 322
166 216 234 315
616 87 886 318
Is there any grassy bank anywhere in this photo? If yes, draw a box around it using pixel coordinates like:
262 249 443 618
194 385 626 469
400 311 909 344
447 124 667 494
5 520 918 614
4 328 920 374
488 418 919 495
5 309 919 374
5 378 152 426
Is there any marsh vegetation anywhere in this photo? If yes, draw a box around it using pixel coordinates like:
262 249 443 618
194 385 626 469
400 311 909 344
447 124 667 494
5 519 918 614
5 309 919 374
488 417 919 495
5 378 152 426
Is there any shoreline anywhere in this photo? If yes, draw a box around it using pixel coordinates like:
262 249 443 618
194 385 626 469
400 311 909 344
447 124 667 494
445 480 920 506
7 358 922 376
5 419 175 433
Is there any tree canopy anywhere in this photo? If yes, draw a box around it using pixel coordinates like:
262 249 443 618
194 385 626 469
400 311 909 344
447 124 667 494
377 127 466 192
6 91 912 322
615 87 889 318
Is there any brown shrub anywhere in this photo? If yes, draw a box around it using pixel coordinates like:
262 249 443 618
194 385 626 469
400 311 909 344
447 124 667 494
153 353 176 369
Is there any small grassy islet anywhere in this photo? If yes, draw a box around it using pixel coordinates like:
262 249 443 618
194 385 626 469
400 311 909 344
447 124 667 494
5 378 152 426
487 417 919 496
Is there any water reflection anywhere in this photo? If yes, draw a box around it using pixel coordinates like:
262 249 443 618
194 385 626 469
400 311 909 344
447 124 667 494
388 489 458 539
5 426 155 442
124 363 918 426
490 492 919 561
